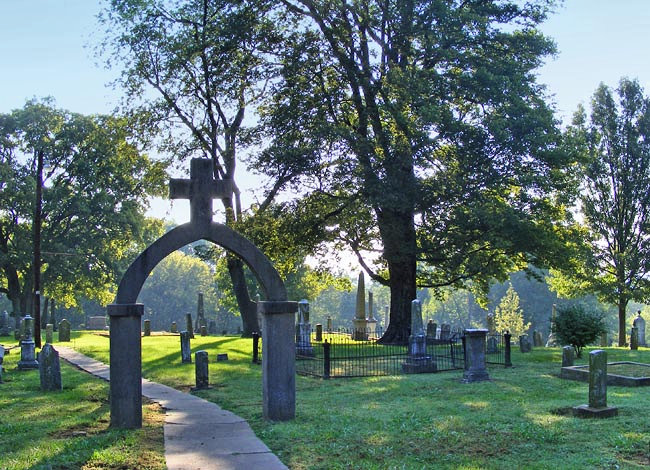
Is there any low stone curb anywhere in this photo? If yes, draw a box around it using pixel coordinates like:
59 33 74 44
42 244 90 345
57 347 288 470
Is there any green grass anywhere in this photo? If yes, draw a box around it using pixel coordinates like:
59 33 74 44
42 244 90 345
0 336 165 470
5 332 650 469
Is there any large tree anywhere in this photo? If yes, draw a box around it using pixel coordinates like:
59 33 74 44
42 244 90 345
550 78 650 346
257 0 576 342
99 0 289 335
0 99 166 328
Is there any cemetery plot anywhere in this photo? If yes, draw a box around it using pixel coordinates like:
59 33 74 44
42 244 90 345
561 361 650 386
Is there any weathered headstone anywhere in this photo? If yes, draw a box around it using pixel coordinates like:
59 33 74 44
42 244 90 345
402 300 436 373
193 350 209 390
440 324 451 341
58 319 71 342
630 327 639 350
533 331 544 348
633 311 646 347
600 331 608 347
86 316 107 330
326 316 332 332
353 272 368 340
45 324 53 344
18 315 38 370
195 292 207 331
519 335 532 353
296 300 314 356
486 336 499 354
39 344 62 391
315 323 323 342
200 325 207 336
208 320 217 335
170 321 178 333
426 320 437 340
217 353 229 361
0 345 4 383
0 310 10 336
561 345 574 367
462 329 490 383
186 313 195 339
180 331 192 363
143 319 151 336
573 349 618 418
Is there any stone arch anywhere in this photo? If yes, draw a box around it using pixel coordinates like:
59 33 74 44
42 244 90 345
114 222 287 304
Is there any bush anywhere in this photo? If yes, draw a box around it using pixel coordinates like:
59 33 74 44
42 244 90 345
551 304 606 358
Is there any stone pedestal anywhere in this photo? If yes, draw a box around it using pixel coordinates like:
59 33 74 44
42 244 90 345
18 315 38 370
259 300 298 421
108 303 143 429
402 333 437 373
573 349 618 418
193 350 209 390
462 329 490 383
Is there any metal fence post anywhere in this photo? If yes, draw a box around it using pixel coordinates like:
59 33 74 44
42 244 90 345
323 340 331 379
504 331 512 368
252 332 260 364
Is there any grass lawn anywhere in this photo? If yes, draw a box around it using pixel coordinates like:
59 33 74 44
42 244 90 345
4 331 650 469
0 335 165 470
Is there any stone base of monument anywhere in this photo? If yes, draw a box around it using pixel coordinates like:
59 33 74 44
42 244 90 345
402 356 437 374
18 339 39 370
572 404 618 419
461 369 490 383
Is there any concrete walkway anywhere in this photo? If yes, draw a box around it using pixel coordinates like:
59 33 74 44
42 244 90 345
57 347 288 470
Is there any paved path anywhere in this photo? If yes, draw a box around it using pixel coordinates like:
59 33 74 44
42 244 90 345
57 347 288 470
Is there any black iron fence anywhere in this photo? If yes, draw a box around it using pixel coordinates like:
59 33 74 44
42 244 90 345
252 328 511 377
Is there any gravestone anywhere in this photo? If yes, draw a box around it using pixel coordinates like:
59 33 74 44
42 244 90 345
200 325 207 336
143 320 151 336
217 353 229 361
402 300 436 373
39 344 62 391
486 336 499 354
546 304 559 347
426 320 437 340
295 300 314 356
315 323 323 342
180 331 192 363
0 310 10 336
193 350 209 390
600 332 608 347
45 324 53 344
170 321 178 333
533 331 544 348
562 345 574 367
195 292 207 331
18 315 38 370
87 316 107 330
630 327 639 350
440 324 451 341
208 320 217 335
573 349 618 418
0 345 4 383
633 311 646 347
462 329 490 383
58 319 71 342
366 291 377 337
352 272 368 340
186 313 194 339
519 335 532 353
326 316 332 332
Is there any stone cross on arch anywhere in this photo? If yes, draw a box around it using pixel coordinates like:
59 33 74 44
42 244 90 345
169 158 233 225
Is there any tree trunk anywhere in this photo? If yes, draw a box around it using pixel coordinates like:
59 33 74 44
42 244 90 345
618 297 628 347
376 209 417 345
227 254 259 336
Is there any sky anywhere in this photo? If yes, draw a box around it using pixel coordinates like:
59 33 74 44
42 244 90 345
1 0 650 223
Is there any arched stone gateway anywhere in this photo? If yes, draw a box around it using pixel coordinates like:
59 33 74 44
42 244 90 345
108 159 297 428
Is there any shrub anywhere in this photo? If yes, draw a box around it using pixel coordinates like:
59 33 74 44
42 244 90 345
551 304 606 358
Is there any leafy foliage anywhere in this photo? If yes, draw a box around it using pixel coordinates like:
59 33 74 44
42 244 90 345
550 78 650 345
0 99 167 313
551 304 606 358
494 284 531 338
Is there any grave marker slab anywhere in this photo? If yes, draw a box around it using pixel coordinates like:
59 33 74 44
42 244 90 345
180 331 192 363
58 319 71 342
633 311 646 347
39 344 62 391
193 350 209 390
573 349 618 418
562 345 574 367
462 329 490 383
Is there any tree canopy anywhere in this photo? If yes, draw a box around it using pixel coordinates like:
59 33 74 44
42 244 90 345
0 99 167 316
550 78 650 346
255 0 577 342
